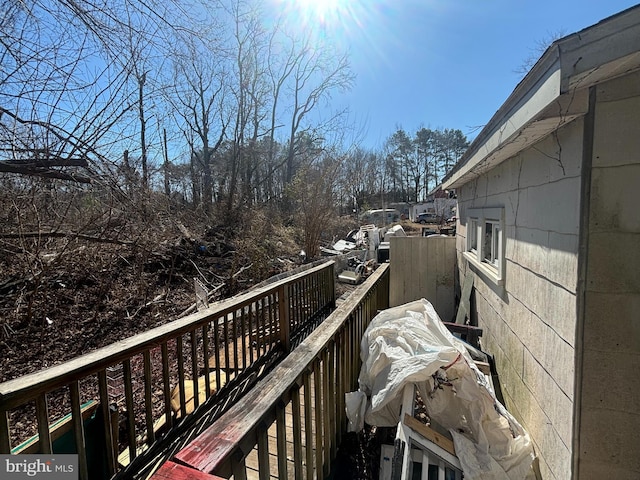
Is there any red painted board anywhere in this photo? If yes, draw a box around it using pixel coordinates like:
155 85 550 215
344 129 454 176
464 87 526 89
174 434 237 474
150 460 225 480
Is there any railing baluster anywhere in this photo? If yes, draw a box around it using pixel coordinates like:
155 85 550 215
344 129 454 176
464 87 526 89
69 381 88 480
256 421 270 480
240 306 247 371
161 342 173 430
291 384 303 480
248 304 255 366
213 317 222 393
278 285 291 353
232 310 239 376
202 324 211 398
143 351 155 444
0 409 9 453
223 311 231 380
232 453 247 480
297 278 303 331
303 371 314 480
98 370 116 476
190 331 199 410
313 359 323 479
176 336 186 419
123 359 137 462
321 350 331 476
298 277 307 329
328 343 337 463
257 298 265 359
336 333 344 448
276 400 288 479
35 394 51 454
268 292 275 350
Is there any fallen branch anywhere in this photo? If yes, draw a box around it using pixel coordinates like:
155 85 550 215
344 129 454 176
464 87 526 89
0 231 133 245
127 292 167 320
232 263 253 279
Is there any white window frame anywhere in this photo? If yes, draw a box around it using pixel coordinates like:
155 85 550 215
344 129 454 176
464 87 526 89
464 207 505 285
468 218 478 253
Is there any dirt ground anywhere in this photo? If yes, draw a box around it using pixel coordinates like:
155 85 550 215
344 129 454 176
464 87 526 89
0 228 299 383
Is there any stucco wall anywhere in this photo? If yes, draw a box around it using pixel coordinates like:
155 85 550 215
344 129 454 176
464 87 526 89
578 73 640 479
456 118 584 479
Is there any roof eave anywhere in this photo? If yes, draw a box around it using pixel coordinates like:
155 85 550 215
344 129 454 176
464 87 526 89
443 6 640 190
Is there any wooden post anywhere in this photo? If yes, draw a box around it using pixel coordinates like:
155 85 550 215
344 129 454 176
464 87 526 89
278 285 291 353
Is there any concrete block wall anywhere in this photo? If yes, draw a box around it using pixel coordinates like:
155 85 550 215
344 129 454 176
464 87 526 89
578 73 640 479
455 118 584 479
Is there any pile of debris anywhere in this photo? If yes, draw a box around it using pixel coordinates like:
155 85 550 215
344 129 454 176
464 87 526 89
346 299 538 480
322 223 411 285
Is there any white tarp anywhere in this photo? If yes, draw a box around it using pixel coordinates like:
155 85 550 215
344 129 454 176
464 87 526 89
345 299 536 480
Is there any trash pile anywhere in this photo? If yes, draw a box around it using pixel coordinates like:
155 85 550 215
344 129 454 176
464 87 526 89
321 223 411 284
346 299 537 480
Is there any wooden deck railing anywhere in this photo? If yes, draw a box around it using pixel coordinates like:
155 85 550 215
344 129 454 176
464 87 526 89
0 261 336 480
159 263 390 480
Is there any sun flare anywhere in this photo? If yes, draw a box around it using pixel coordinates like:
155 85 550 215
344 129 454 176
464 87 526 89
295 0 345 22
278 0 355 29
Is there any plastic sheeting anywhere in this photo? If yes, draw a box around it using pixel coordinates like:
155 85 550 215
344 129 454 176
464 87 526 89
345 299 536 480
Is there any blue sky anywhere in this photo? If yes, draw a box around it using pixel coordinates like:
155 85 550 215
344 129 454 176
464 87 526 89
289 0 639 149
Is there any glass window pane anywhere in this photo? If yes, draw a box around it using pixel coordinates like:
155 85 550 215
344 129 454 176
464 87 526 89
484 221 493 262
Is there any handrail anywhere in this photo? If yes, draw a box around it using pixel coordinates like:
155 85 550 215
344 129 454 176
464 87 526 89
0 261 336 480
164 263 390 479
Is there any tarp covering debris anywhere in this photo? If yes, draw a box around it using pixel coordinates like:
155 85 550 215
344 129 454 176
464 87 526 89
346 299 536 480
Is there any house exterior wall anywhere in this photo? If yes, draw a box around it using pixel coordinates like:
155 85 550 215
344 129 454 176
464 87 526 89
578 72 640 479
455 118 584 479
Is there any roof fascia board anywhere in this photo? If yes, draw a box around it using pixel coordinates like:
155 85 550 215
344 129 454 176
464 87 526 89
559 7 640 92
443 6 640 190
443 52 561 188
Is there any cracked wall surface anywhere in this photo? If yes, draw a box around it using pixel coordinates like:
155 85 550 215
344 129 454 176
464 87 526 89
456 117 584 480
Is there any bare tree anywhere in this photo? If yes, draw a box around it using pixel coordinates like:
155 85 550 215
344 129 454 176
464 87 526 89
289 152 343 257
170 32 228 212
284 39 354 187
515 29 567 76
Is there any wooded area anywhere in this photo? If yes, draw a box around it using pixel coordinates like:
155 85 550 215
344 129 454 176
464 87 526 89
0 0 468 382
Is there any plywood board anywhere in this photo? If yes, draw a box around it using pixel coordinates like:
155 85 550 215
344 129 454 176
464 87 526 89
389 236 456 321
